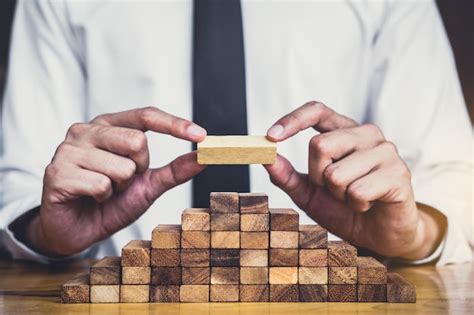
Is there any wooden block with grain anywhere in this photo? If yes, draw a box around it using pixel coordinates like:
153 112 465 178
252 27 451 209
299 249 328 267
198 136 276 165
181 231 210 249
328 284 357 302
299 224 328 249
357 256 387 284
270 231 298 248
151 249 180 267
240 285 269 302
269 284 299 302
328 240 357 267
150 285 180 302
211 213 240 231
387 273 416 303
269 267 298 284
180 285 210 302
181 249 210 267
358 284 387 302
210 249 240 267
211 267 240 284
90 285 120 303
240 267 269 284
298 267 328 284
151 224 181 249
61 273 90 303
182 208 210 231
151 267 182 285
90 256 121 285
299 284 328 302
210 284 239 302
210 192 239 213
241 232 269 249
241 214 269 232
182 267 210 284
122 267 151 284
121 240 151 267
328 267 357 284
211 231 240 248
120 285 149 303
240 249 268 267
239 193 269 214
269 249 298 266
269 208 299 231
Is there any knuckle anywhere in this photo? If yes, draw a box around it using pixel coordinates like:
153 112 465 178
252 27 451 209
324 165 343 186
140 106 158 125
44 163 60 180
55 142 74 157
127 130 148 153
347 184 365 202
381 141 398 154
66 123 88 139
309 136 330 155
363 123 383 138
91 114 108 125
121 160 137 179
95 177 112 196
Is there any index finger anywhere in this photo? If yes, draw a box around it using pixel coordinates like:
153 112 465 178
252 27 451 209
267 101 358 142
92 106 207 142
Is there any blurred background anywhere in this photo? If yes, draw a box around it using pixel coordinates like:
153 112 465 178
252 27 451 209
0 0 473 122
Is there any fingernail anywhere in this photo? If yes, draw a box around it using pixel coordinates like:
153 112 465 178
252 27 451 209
267 124 284 139
187 124 207 138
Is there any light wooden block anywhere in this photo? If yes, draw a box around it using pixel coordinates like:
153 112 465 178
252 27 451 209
182 267 210 284
210 192 239 213
211 213 240 231
270 231 298 248
239 193 269 214
90 285 120 303
181 231 210 249
180 285 210 302
241 232 269 249
241 214 269 232
211 231 240 248
387 273 416 303
151 224 181 249
240 249 268 267
328 284 357 302
198 136 276 165
61 273 90 303
90 256 121 285
120 285 149 303
240 285 269 302
151 249 180 267
298 267 328 284
328 241 357 267
269 208 299 231
299 285 328 302
181 249 210 267
121 240 151 267
210 284 239 302
269 249 298 266
210 249 240 267
299 224 328 249
182 208 210 231
151 267 182 285
150 285 180 302
240 267 269 284
122 267 151 284
211 267 240 284
328 267 357 284
299 249 328 267
269 284 299 302
269 267 298 284
357 256 387 284
358 284 387 302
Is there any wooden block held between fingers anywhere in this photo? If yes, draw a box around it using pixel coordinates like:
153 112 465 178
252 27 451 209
211 231 240 248
328 241 357 267
240 285 269 302
122 267 151 284
120 285 149 303
328 267 357 284
299 284 328 302
90 256 121 285
151 249 180 267
240 250 268 267
210 249 240 267
387 273 416 303
299 224 328 249
299 249 328 267
211 267 240 284
357 256 387 284
269 249 298 266
121 240 151 267
269 267 298 284
298 267 328 284
151 224 181 249
210 284 239 302
182 208 210 231
90 285 120 303
358 284 387 302
211 213 240 231
328 284 357 302
270 231 298 248
270 209 299 231
180 285 210 302
151 267 182 285
241 214 269 232
210 192 239 213
182 267 210 284
239 193 269 214
269 284 299 302
181 231 210 249
150 285 180 303
61 273 90 303
181 249 210 267
240 267 269 284
241 232 269 249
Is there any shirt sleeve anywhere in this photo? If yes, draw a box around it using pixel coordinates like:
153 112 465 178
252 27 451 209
366 0 473 265
0 0 89 262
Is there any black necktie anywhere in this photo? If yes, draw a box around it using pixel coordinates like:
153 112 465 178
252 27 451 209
192 0 250 208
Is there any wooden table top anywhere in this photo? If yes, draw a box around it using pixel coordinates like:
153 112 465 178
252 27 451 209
0 259 472 314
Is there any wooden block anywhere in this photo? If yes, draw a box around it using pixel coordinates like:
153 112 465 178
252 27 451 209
151 249 180 267
240 249 268 267
210 284 239 302
90 256 121 285
182 208 210 231
241 232 269 249
328 284 357 302
299 224 328 249
358 284 387 302
211 231 240 248
150 285 180 302
240 285 269 302
121 240 151 267
211 267 240 284
269 267 298 284
151 224 181 249
210 192 239 213
328 240 357 267
328 267 357 284
210 249 240 267
180 285 210 302
299 249 328 267
241 214 269 232
269 208 299 231
198 136 277 165
269 284 299 302
122 267 151 284
61 273 90 303
240 267 268 284
387 273 416 303
299 284 328 302
181 231 210 249
151 267 182 285
182 267 210 284
357 256 387 284
90 285 120 303
181 249 210 267
269 249 298 266
211 213 240 231
270 231 298 248
120 285 149 303
239 193 269 214
298 267 328 284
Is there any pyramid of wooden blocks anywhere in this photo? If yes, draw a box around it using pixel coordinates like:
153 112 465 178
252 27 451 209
61 192 416 304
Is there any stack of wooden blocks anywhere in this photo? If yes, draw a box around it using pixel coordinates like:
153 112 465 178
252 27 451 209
61 192 416 304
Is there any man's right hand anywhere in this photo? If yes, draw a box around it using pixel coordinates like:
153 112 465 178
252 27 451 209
21 107 207 256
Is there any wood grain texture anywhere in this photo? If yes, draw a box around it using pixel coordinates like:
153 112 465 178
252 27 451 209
151 249 180 267
210 213 240 231
357 256 387 284
182 267 210 285
210 192 239 213
210 249 240 267
181 249 210 267
240 285 269 302
122 267 151 284
358 284 387 302
211 231 240 248
121 240 151 267
239 193 269 214
299 224 328 249
269 208 299 231
181 231 210 249
151 267 182 285
90 285 120 303
299 284 328 302
269 284 299 302
240 267 268 284
151 224 181 249
180 285 209 302
299 249 328 267
241 232 269 249
150 285 180 303
60 273 90 303
240 250 268 267
270 231 298 248
298 267 328 284
269 249 298 267
328 284 357 302
328 241 357 267
198 136 277 165
241 214 269 232
210 284 239 302
90 256 121 285
269 267 298 284
387 273 416 303
211 267 240 284
120 285 149 303
328 267 357 284
181 208 210 231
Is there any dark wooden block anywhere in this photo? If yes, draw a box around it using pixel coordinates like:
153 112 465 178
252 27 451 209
181 249 210 267
210 284 239 302
299 224 328 249
150 285 180 302
90 256 121 285
122 267 151 284
299 284 328 302
151 224 181 249
241 214 269 232
61 273 90 303
299 249 327 267
151 249 180 267
182 267 210 284
121 240 151 267
210 192 239 213
210 249 240 267
211 267 240 284
328 284 357 302
180 285 210 302
299 267 328 284
269 249 298 266
241 232 269 249
181 231 210 249
120 285 149 303
358 284 387 302
269 208 299 231
387 273 416 303
270 231 298 248
182 208 210 231
240 285 269 302
239 193 269 214
240 249 268 267
328 241 357 267
269 284 299 302
211 213 240 231
90 285 120 303
240 267 268 284
211 231 240 248
151 267 182 285
328 267 357 284
357 256 387 284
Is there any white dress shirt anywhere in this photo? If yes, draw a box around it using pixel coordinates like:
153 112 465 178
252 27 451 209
0 0 472 265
